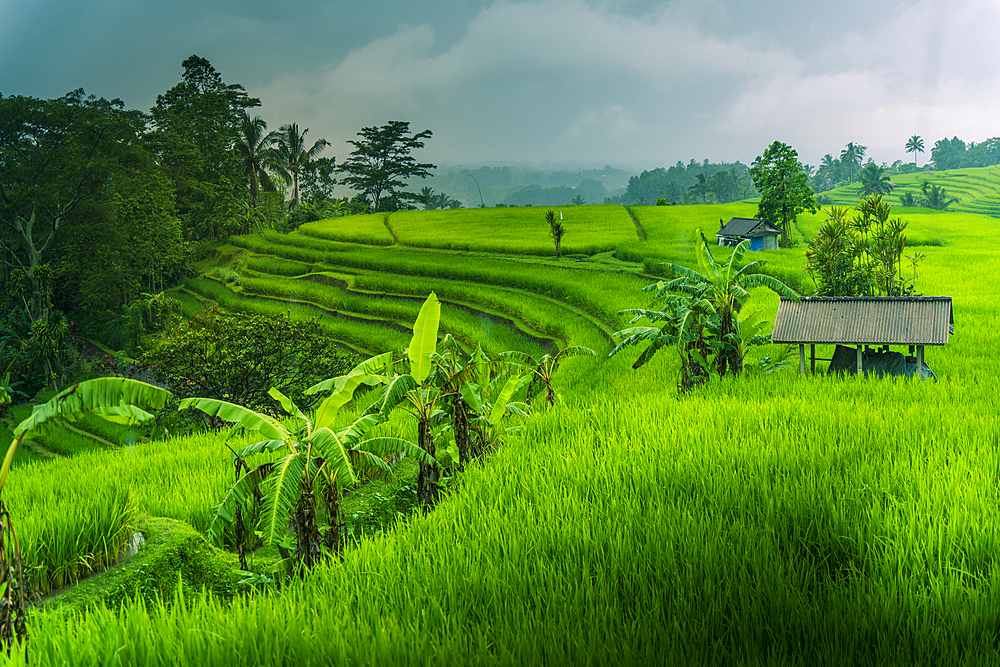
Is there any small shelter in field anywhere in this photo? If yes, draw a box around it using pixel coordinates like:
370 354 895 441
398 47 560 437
771 296 954 380
716 218 783 251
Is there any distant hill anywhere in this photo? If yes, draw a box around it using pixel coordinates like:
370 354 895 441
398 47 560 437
818 164 1000 217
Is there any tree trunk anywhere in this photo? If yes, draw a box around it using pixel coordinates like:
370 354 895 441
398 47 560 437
415 418 439 509
453 400 471 467
323 487 343 558
292 490 322 573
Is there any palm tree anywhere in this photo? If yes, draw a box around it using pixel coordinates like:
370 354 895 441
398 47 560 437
905 135 925 167
859 162 893 197
920 181 958 210
687 173 712 203
270 123 330 211
235 113 278 208
840 142 867 183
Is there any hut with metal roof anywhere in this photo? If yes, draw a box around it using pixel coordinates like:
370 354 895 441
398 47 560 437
717 218 784 251
771 296 954 379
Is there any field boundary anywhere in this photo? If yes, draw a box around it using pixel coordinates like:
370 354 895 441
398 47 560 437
625 206 647 241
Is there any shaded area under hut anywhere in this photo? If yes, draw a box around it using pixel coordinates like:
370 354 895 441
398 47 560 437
772 296 954 380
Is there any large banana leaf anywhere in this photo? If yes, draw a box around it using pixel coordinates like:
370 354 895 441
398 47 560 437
14 378 171 439
92 404 155 425
489 373 532 424
460 382 484 414
408 292 441 383
306 351 393 395
306 427 359 490
313 371 381 431
2 378 172 497
257 452 307 546
179 397 289 443
336 413 382 447
362 374 419 419
354 436 436 465
268 387 310 425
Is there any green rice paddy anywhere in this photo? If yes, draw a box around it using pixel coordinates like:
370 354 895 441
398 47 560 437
4 182 1000 664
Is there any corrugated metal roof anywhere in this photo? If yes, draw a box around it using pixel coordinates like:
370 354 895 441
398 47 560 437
718 217 782 239
772 296 953 345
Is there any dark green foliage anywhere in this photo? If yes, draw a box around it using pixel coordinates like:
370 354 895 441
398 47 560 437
805 196 917 297
607 161 753 205
919 181 958 210
337 121 435 212
147 55 260 241
144 310 354 413
750 141 818 242
931 136 1000 170
545 210 565 258
267 123 330 212
859 161 893 197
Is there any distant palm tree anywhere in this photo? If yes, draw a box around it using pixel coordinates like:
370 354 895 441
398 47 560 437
687 173 712 203
920 181 958 210
270 124 330 211
905 135 925 167
840 142 867 183
545 210 565 258
571 194 585 206
236 113 278 208
859 162 893 197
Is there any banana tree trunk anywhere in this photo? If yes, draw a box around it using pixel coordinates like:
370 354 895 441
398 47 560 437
293 490 322 572
453 400 472 466
323 487 344 558
416 418 439 509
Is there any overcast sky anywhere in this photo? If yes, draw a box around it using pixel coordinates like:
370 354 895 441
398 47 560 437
2 0 998 171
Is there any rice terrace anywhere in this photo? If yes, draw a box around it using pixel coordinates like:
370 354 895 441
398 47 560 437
5 49 1000 665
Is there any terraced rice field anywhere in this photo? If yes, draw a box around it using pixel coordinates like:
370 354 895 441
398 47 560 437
822 164 1000 217
7 201 1000 665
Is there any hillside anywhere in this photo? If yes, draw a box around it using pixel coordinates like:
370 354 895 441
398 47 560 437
820 164 1000 217
6 204 1000 665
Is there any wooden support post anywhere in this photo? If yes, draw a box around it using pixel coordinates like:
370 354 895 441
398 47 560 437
917 345 924 370
810 344 816 375
799 344 806 375
856 345 863 376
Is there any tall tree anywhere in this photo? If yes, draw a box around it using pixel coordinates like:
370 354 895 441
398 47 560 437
269 123 330 211
337 121 435 212
1 91 140 324
147 55 260 240
749 141 818 243
235 112 278 208
905 135 924 167
839 142 867 183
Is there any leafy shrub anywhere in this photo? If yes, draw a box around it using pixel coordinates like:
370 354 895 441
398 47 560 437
143 309 355 414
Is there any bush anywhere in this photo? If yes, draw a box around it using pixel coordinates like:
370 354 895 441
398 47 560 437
143 309 355 414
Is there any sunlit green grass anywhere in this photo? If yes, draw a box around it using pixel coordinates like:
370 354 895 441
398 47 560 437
299 213 395 246
387 205 638 256
6 202 998 664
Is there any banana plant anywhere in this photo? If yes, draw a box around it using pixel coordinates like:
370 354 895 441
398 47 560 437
0 377 171 653
612 230 798 384
432 340 531 465
499 345 596 407
454 357 532 456
360 293 447 508
184 351 433 573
